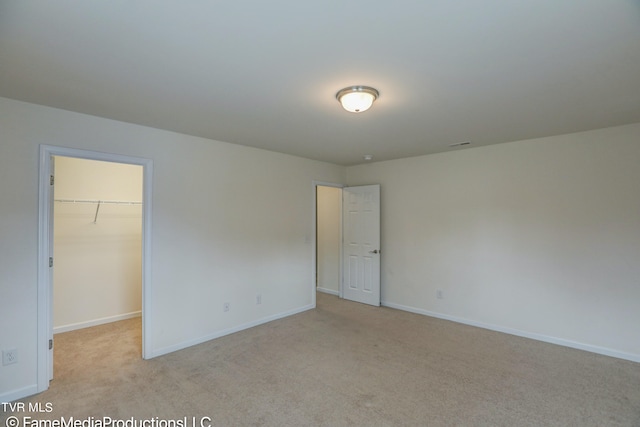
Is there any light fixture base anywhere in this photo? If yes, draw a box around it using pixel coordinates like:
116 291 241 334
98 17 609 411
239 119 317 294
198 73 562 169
336 86 379 113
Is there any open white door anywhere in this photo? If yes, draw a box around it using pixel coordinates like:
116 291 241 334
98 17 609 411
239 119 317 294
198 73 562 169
342 185 380 306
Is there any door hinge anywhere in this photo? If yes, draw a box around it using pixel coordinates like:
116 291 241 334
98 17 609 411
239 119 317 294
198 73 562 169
49 339 53 350
49 257 53 268
50 175 54 185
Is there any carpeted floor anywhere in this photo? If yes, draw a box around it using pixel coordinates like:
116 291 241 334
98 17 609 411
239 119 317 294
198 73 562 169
5 293 640 426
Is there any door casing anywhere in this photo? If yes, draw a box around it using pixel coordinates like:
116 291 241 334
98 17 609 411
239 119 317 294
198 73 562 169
312 182 381 307
37 145 153 393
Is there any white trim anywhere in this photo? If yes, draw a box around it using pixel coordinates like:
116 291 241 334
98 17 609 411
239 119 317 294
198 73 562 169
53 311 142 334
37 148 52 392
0 385 39 404
316 287 340 296
37 145 153 397
382 300 640 364
148 304 314 358
313 181 345 188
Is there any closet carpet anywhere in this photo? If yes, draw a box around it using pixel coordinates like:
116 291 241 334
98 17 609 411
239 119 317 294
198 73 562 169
7 293 640 426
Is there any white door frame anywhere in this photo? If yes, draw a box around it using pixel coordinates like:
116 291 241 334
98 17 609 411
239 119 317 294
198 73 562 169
311 181 344 307
37 145 153 393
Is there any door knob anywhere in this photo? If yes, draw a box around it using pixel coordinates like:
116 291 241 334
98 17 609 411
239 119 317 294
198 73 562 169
369 249 380 254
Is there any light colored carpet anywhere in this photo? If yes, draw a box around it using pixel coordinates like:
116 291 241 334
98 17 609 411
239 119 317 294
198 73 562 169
5 293 640 426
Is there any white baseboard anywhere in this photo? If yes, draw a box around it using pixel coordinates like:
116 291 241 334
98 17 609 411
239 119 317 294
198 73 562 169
381 301 640 364
148 304 315 359
0 384 38 403
54 311 142 334
316 287 339 296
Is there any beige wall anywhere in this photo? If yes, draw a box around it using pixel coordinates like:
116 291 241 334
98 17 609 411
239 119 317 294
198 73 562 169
346 123 640 361
316 186 341 295
53 157 143 332
0 97 345 401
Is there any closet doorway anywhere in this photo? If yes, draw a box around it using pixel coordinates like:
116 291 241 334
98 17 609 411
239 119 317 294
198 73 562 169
37 145 153 393
313 182 381 306
52 156 143 336
315 183 342 298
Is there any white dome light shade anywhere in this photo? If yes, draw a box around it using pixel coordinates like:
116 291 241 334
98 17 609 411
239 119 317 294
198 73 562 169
336 86 379 113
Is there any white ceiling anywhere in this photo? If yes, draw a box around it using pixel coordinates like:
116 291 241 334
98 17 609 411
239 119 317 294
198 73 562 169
1 1 639 166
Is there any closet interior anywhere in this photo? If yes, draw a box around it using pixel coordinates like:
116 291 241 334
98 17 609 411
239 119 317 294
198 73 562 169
53 156 143 334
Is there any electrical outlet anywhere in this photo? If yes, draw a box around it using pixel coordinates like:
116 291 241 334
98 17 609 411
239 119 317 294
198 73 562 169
3 349 18 366
436 289 443 300
256 294 262 305
223 302 230 312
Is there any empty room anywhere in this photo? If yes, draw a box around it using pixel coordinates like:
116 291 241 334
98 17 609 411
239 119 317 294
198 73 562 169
1 1 639 426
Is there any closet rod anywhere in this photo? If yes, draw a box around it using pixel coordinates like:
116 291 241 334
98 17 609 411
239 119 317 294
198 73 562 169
54 198 142 205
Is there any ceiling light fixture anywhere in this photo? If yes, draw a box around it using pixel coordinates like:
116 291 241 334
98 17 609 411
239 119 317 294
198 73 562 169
336 86 379 113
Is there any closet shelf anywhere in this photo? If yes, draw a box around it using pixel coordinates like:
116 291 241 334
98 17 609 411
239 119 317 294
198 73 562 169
55 199 142 223
54 199 142 205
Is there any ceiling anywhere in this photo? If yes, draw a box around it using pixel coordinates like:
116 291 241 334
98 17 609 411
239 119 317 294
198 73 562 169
1 1 639 166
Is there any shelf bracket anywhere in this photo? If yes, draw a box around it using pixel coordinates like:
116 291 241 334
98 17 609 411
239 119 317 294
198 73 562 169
93 201 101 224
